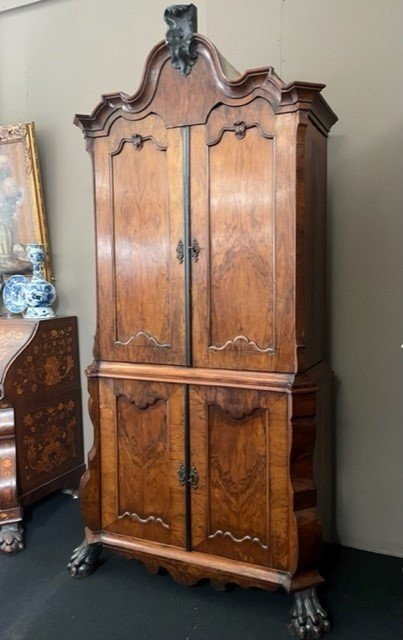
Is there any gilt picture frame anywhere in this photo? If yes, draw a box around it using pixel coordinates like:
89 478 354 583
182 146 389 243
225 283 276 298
0 122 52 281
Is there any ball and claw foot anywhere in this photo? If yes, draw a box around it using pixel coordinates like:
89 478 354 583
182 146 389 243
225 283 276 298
67 539 102 577
0 523 24 553
291 588 331 639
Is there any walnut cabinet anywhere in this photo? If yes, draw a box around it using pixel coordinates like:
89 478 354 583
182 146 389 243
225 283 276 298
69 6 337 638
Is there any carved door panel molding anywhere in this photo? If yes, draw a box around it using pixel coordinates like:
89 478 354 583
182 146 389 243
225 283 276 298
191 98 296 372
99 378 186 548
95 114 186 365
189 385 292 571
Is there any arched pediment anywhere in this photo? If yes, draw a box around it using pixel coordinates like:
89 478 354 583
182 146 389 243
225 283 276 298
75 23 336 138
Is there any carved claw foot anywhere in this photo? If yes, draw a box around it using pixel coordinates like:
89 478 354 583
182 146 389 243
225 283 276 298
0 523 24 554
291 588 331 639
67 539 102 577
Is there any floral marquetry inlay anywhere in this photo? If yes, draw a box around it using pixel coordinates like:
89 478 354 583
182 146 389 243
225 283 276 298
22 399 78 483
0 328 34 385
12 326 76 395
0 316 84 546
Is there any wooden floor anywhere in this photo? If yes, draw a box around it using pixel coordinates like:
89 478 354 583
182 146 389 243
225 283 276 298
0 493 401 640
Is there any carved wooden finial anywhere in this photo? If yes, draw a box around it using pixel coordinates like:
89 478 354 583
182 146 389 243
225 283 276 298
164 4 198 76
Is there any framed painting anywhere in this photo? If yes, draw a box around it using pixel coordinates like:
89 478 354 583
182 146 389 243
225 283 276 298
0 122 52 280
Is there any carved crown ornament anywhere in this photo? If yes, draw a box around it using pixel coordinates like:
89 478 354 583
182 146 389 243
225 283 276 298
164 4 198 76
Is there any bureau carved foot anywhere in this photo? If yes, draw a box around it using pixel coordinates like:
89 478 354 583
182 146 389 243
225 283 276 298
290 588 331 639
0 523 24 554
60 488 79 499
67 539 102 577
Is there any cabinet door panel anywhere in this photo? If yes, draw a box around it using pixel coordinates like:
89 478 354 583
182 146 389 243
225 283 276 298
190 385 291 570
99 378 186 548
191 99 296 372
95 115 185 364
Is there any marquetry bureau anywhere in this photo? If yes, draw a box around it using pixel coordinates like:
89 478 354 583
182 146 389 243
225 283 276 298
67 5 337 638
0 316 85 552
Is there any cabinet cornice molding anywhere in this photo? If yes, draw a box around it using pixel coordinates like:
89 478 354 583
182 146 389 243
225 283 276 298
74 36 336 139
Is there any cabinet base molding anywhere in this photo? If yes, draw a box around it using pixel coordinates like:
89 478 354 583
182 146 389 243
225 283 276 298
80 528 324 594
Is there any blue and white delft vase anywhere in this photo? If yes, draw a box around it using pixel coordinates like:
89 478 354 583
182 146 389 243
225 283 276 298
2 274 28 314
23 243 56 318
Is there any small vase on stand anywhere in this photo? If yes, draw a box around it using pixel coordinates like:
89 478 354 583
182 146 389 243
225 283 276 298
24 243 56 318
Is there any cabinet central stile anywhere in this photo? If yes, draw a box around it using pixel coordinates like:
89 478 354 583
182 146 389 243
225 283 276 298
182 125 193 369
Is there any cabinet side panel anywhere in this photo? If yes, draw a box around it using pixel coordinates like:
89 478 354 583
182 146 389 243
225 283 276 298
268 393 293 571
79 376 101 531
99 379 118 532
297 122 328 370
289 389 322 574
309 363 333 542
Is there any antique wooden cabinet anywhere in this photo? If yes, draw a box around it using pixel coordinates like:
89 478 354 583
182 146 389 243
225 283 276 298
68 6 337 638
0 316 85 552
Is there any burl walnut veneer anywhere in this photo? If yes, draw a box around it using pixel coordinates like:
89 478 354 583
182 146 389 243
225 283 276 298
0 316 85 552
68 6 337 638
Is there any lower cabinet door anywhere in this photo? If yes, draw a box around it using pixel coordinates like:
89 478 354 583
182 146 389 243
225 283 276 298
99 378 186 548
189 385 291 570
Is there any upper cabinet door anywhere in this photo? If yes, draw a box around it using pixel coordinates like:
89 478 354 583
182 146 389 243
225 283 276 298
94 114 186 365
191 99 296 372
